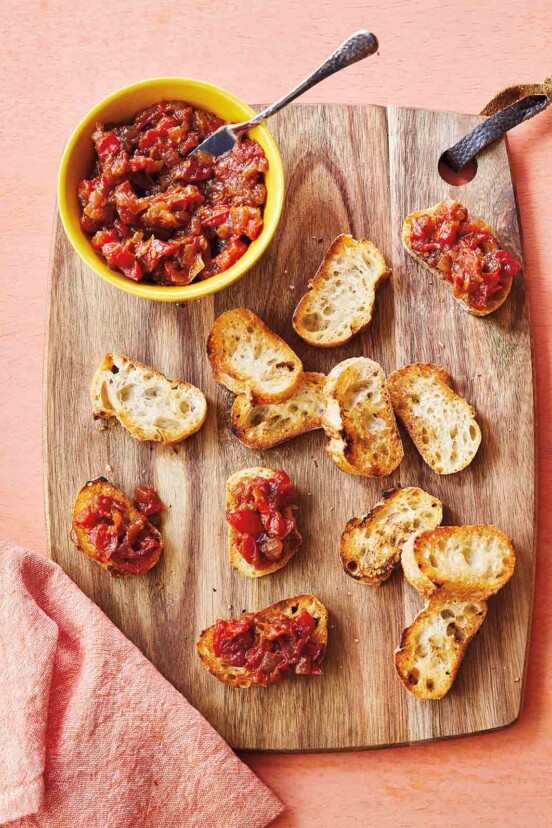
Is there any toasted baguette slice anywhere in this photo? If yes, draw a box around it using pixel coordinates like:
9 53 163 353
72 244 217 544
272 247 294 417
387 363 481 474
340 487 443 586
395 596 488 699
402 200 519 316
226 467 301 577
90 353 207 444
71 478 163 575
321 357 403 477
292 234 390 347
207 308 303 404
197 594 328 688
231 371 326 449
401 525 515 600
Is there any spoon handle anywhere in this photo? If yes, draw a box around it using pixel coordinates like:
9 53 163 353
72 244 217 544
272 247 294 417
238 30 378 129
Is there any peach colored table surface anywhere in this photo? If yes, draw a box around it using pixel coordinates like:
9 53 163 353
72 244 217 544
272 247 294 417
2 2 552 825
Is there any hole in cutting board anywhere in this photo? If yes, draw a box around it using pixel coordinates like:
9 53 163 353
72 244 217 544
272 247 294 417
438 155 478 186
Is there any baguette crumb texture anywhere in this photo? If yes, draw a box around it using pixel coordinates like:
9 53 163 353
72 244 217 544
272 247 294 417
340 487 443 586
395 596 488 699
387 363 481 474
396 524 515 700
226 467 301 578
402 200 516 317
197 594 328 687
321 357 403 477
231 371 326 449
90 353 207 444
206 308 303 404
401 525 515 600
292 234 390 347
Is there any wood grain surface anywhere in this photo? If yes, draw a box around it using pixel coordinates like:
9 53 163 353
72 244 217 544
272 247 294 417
45 104 534 751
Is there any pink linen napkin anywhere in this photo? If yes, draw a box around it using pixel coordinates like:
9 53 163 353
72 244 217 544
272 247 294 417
0 543 283 828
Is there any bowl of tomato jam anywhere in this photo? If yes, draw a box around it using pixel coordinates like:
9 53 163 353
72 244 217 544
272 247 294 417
58 78 284 302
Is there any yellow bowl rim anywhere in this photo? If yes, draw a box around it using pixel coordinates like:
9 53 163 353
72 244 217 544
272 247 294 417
57 77 284 302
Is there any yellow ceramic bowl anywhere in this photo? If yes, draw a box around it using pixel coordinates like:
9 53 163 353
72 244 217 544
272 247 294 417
58 78 284 302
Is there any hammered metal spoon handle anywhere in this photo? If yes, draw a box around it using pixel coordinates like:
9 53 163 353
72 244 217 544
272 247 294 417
191 30 379 157
235 30 379 129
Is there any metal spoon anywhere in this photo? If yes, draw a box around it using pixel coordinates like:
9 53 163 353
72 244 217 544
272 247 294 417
190 30 379 158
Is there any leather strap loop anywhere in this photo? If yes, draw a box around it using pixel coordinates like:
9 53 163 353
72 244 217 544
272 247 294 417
441 78 552 172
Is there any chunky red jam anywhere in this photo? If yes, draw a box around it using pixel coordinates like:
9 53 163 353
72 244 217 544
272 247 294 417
213 609 324 685
409 200 521 311
78 101 267 285
133 484 164 517
226 470 301 569
74 493 160 574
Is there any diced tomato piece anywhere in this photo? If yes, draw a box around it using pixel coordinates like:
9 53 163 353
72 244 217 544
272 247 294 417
293 610 317 638
133 485 164 516
212 618 255 665
138 128 165 150
226 508 265 536
436 219 459 246
78 178 95 204
238 533 261 566
114 219 130 239
87 523 119 560
212 237 248 272
201 206 230 228
486 248 521 278
74 494 121 527
272 470 297 509
136 237 180 273
114 181 144 224
93 128 121 162
257 537 283 560
171 154 214 184
193 109 224 137
128 155 164 174
260 510 289 538
80 214 101 234
101 242 143 281
243 644 267 671
133 531 160 555
231 139 269 173
132 102 167 130
91 228 119 249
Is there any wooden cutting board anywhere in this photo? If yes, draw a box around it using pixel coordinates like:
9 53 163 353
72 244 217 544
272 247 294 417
45 104 535 752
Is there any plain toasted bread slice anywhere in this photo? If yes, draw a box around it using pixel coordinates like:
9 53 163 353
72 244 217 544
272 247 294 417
402 200 518 317
90 353 207 444
71 477 163 575
395 596 488 699
231 371 326 449
321 357 403 477
197 594 328 688
401 525 515 600
387 363 481 474
206 308 303 404
226 467 301 577
292 234 390 347
340 487 443 586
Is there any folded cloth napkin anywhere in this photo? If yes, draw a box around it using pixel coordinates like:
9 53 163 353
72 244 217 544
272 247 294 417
0 543 283 828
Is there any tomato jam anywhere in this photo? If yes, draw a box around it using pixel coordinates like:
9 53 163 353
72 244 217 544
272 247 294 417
78 101 268 285
133 484 164 517
226 470 301 569
213 609 324 685
409 200 521 312
74 493 161 574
